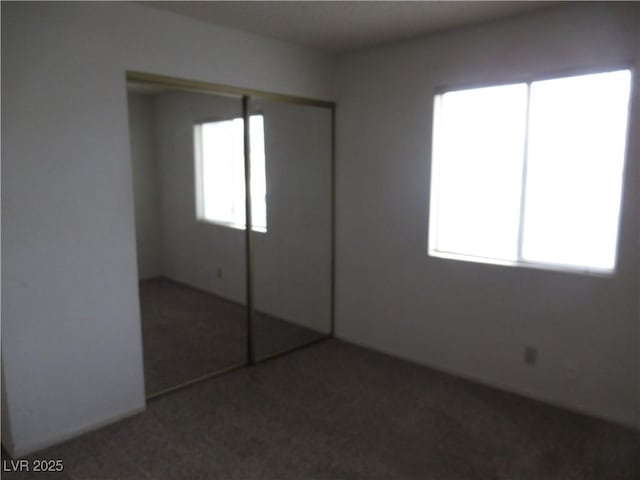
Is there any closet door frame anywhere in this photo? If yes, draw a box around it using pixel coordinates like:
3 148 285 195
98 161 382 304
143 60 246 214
127 71 336 393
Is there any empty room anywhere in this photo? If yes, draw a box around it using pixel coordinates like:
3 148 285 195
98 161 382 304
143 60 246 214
1 1 639 479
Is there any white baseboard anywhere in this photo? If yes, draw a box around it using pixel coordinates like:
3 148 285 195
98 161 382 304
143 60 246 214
336 333 640 431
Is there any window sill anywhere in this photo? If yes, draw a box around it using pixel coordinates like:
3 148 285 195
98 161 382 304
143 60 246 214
197 217 267 234
428 249 615 278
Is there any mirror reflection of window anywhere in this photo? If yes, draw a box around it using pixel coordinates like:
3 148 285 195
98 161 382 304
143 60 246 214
194 115 267 232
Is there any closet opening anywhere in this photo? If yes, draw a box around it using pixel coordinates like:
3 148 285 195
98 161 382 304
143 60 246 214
125 71 335 399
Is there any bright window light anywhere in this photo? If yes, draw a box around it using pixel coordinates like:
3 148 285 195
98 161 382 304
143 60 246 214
429 69 632 274
431 84 527 261
194 115 267 232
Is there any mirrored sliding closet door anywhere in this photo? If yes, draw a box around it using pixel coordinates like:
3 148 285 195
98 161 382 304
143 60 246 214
249 98 333 361
127 82 248 397
127 71 335 398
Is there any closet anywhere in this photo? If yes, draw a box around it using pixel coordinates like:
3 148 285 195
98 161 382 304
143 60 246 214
126 72 334 398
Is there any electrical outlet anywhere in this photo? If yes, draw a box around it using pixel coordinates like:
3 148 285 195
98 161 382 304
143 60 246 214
524 346 537 366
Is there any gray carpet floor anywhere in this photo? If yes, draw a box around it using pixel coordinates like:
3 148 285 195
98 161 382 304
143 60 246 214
140 278 325 395
2 340 638 479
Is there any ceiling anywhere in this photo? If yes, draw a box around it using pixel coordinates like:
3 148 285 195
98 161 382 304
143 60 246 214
145 1 554 54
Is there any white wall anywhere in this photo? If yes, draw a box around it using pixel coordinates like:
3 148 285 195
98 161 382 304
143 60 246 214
128 93 162 280
142 91 332 332
1 2 333 457
335 2 640 428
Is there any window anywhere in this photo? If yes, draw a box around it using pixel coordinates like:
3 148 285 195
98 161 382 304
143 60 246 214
194 115 267 232
429 69 632 274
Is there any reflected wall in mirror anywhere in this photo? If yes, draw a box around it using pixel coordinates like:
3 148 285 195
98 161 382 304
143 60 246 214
250 99 333 361
127 84 248 397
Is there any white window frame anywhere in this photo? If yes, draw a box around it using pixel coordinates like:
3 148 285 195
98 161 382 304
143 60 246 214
428 66 633 276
